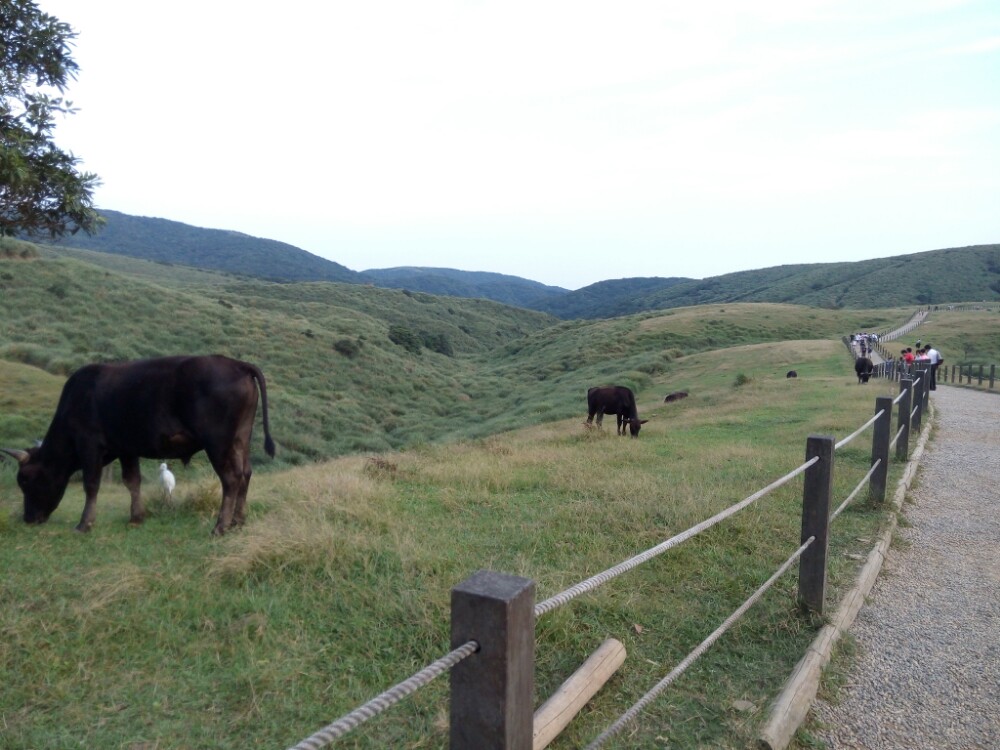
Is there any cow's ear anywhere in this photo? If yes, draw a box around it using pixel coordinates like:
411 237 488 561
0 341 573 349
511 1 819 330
640 419 649 424
1 448 30 465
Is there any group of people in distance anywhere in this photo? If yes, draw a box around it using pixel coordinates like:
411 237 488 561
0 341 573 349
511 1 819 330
850 332 879 356
897 340 944 390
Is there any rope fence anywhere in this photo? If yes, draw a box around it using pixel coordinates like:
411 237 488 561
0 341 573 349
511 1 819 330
584 536 817 749
830 459 881 522
284 327 936 750
834 410 883 450
533 456 818 618
890 424 906 451
286 640 479 750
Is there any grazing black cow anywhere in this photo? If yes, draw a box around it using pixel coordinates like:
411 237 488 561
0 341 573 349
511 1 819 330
585 385 648 437
664 391 689 403
786 370 798 378
2 355 275 535
855 357 874 384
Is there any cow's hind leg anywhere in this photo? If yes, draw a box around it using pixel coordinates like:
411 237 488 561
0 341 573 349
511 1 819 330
120 456 145 525
231 462 252 530
208 448 251 536
210 470 237 536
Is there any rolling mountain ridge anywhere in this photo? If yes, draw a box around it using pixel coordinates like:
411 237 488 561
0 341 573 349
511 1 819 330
44 210 999 317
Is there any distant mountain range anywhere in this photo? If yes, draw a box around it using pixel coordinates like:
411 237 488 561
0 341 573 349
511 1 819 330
46 210 1000 317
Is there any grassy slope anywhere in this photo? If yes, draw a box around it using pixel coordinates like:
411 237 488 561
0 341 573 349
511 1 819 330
2 336 907 749
3 248 999 748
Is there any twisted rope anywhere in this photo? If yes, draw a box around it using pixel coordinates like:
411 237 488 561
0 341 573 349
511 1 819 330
892 387 908 406
830 459 881 522
286 640 479 750
585 536 816 749
835 409 884 450
534 456 819 618
889 423 906 451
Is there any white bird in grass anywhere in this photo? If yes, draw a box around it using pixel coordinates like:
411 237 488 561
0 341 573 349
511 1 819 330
158 462 176 503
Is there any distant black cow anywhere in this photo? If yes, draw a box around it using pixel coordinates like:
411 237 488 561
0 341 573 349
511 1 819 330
664 391 689 403
786 371 798 378
586 385 648 437
2 355 275 535
855 357 874 384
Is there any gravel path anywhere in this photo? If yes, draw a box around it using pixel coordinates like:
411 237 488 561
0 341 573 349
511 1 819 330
811 384 1000 749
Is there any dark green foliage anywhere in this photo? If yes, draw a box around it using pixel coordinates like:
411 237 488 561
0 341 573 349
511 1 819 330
333 337 361 358
0 1 100 238
388 325 422 353
420 330 453 356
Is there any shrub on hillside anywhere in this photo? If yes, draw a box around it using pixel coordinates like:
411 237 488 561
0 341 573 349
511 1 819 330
388 325 422 354
333 337 362 358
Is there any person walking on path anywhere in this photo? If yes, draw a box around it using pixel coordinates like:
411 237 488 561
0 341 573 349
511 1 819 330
811 385 1000 749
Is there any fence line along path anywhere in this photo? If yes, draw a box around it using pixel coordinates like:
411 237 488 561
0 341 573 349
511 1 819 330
811 384 1000 749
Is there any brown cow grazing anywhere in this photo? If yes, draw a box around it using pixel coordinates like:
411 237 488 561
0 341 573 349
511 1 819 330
664 391 689 403
2 355 275 535
586 385 648 437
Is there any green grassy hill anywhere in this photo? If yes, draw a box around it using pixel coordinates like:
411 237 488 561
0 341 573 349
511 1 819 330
0 242 921 464
538 244 1000 318
359 266 569 308
42 209 363 283
3 243 1000 748
0 244 554 462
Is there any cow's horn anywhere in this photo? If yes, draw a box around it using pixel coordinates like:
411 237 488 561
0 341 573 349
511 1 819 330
1 448 30 465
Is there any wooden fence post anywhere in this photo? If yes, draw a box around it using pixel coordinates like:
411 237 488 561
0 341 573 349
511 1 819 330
896 378 912 462
450 570 535 750
911 366 925 434
978 364 985 386
990 365 996 390
922 365 931 412
966 365 972 385
870 397 892 503
798 435 834 615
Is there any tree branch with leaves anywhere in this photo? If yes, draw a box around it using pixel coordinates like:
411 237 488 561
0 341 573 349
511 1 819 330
1 0 101 238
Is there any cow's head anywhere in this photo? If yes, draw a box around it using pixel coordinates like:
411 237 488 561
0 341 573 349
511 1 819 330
1 447 68 524
627 418 649 437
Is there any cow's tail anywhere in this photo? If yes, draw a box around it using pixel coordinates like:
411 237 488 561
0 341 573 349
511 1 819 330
248 363 276 457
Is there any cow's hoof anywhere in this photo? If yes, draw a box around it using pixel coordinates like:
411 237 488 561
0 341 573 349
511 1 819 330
211 524 226 537
74 523 93 533
128 518 145 527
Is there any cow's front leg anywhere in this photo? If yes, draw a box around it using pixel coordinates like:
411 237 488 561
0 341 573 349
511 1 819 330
76 472 102 532
120 456 145 525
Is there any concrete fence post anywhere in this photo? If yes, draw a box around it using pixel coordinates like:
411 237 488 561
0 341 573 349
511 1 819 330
450 570 535 750
870 397 892 503
798 435 834 615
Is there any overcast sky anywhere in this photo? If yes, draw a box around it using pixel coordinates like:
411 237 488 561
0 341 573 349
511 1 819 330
39 0 1000 290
